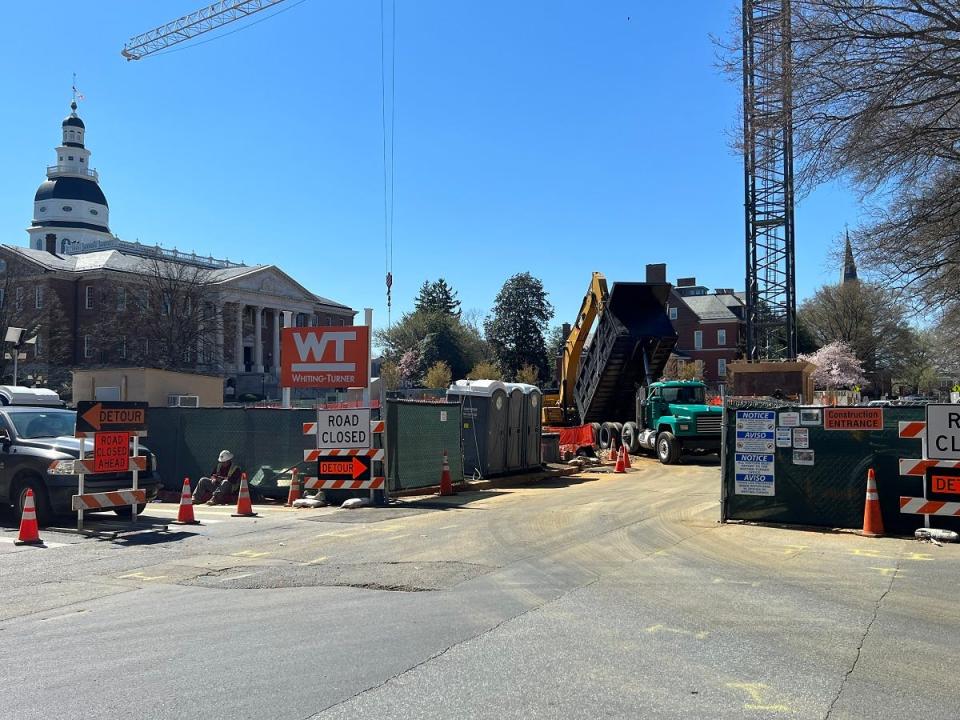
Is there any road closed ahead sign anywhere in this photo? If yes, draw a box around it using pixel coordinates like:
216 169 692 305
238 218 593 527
926 404 960 460
281 326 370 389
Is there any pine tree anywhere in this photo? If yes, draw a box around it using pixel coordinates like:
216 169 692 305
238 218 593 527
414 278 461 318
485 273 554 381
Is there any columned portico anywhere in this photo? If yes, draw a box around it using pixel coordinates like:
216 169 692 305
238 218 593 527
253 305 264 373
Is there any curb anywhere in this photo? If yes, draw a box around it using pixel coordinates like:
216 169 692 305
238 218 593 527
389 464 582 498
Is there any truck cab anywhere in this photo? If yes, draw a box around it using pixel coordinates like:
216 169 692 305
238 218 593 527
635 380 722 464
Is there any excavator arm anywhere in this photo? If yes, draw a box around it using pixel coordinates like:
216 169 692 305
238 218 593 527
543 272 608 426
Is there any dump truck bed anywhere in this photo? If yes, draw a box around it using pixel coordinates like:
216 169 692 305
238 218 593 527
573 281 677 424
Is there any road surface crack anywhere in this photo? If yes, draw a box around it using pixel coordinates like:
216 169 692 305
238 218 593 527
823 553 902 720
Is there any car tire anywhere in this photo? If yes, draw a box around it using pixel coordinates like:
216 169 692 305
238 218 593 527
113 503 147 518
14 477 52 528
656 431 681 465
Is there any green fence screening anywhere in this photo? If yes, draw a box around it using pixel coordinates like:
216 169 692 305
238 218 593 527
386 400 463 491
146 407 318 491
721 401 959 534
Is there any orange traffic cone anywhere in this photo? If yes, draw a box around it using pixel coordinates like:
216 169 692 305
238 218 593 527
231 472 259 517
861 468 883 537
613 446 626 474
286 468 302 506
622 444 632 469
439 451 454 496
172 477 200 525
14 488 44 546
608 439 619 461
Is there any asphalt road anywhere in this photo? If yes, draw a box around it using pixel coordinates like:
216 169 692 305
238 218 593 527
1 456 958 720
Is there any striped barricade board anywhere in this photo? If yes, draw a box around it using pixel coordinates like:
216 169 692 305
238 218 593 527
900 497 960 517
304 448 384 462
72 488 146 511
303 477 385 491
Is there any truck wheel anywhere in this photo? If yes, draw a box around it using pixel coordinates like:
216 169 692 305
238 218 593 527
656 432 681 465
113 504 147 518
621 422 640 454
590 423 602 447
599 422 621 450
14 477 52 527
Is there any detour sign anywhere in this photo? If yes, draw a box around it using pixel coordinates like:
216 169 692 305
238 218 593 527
76 401 148 435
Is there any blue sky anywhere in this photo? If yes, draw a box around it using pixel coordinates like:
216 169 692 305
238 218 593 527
0 1 862 335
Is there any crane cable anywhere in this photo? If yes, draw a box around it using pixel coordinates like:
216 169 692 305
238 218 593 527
380 0 396 327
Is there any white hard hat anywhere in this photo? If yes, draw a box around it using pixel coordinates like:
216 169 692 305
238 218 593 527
218 450 233 462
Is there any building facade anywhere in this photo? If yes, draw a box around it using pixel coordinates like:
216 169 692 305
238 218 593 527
666 276 746 389
0 101 355 400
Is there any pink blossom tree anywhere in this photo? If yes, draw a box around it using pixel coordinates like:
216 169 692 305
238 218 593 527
799 341 867 390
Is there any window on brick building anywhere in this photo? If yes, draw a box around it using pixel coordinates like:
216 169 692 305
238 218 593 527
35 286 43 309
718 358 727 377
717 329 726 346
694 330 703 350
120 335 127 360
34 334 42 358
117 287 126 310
669 307 678 320
85 286 94 309
15 287 23 311
84 335 92 359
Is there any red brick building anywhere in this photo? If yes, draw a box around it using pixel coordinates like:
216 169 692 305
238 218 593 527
667 277 745 390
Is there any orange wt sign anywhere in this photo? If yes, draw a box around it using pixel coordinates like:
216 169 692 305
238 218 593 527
281 326 369 389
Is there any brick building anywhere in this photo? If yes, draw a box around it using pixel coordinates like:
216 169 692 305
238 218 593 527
666 276 745 389
0 100 354 399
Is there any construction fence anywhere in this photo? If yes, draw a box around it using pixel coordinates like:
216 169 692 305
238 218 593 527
720 400 960 534
146 400 461 494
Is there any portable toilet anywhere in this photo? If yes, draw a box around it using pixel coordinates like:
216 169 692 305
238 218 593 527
446 380 508 478
506 383 543 470
503 384 525 472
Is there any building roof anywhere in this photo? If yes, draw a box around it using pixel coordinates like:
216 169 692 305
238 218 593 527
680 293 741 321
34 176 108 207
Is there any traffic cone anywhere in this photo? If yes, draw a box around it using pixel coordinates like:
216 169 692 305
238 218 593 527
231 472 259 517
172 477 200 525
613 446 626 474
609 439 619 461
622 444 632 469
439 451 454 496
286 468 302 507
861 468 884 538
14 488 44 546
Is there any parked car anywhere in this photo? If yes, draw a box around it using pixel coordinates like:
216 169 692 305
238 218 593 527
0 386 65 407
0 407 160 525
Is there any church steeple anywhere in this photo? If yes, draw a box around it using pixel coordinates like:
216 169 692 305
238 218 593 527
842 230 858 284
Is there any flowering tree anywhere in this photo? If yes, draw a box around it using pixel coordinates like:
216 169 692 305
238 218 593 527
799 341 867 390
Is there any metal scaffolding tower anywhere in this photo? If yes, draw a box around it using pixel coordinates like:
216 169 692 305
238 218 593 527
742 0 797 360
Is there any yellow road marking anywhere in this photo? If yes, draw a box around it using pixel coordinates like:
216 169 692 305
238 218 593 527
905 552 934 561
644 624 709 640
851 548 893 559
232 550 270 558
307 555 328 565
868 566 900 576
725 683 792 713
782 544 807 555
117 571 167 581
712 578 761 587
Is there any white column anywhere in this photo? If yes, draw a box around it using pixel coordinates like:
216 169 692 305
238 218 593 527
253 306 264 373
234 303 244 372
272 308 281 376
215 305 225 371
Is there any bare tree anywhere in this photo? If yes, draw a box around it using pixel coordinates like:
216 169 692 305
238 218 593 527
721 2 960 314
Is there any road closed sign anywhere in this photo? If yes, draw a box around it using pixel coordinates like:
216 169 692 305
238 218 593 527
281 326 370 389
93 431 130 473
926 404 960 460
314 409 372 449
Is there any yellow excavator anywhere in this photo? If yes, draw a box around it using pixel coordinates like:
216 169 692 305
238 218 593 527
542 271 608 427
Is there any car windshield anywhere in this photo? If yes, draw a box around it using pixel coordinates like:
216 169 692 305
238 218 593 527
8 410 76 439
661 386 706 404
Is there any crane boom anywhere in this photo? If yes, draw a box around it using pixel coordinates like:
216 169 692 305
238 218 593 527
121 0 289 60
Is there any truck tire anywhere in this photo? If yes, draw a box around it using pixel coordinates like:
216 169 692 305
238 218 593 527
656 431 681 465
590 422 602 447
599 422 621 450
113 504 147 518
14 476 52 528
621 422 640 454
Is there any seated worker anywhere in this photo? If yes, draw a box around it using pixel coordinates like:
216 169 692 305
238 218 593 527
192 450 242 505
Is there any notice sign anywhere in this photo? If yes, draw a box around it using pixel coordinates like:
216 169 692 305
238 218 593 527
281 326 370 389
925 404 960 460
776 427 792 448
792 427 809 449
779 412 800 428
736 410 776 433
93 431 130 473
314 409 372 449
734 452 775 496
823 407 883 431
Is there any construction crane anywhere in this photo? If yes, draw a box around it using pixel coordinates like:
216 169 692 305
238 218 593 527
121 0 290 60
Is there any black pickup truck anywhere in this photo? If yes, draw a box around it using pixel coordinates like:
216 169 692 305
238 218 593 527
0 407 160 525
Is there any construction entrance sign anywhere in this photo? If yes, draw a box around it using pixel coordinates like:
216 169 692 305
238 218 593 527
280 326 370 388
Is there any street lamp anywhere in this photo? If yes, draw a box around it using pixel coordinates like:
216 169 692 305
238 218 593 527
4 327 36 386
